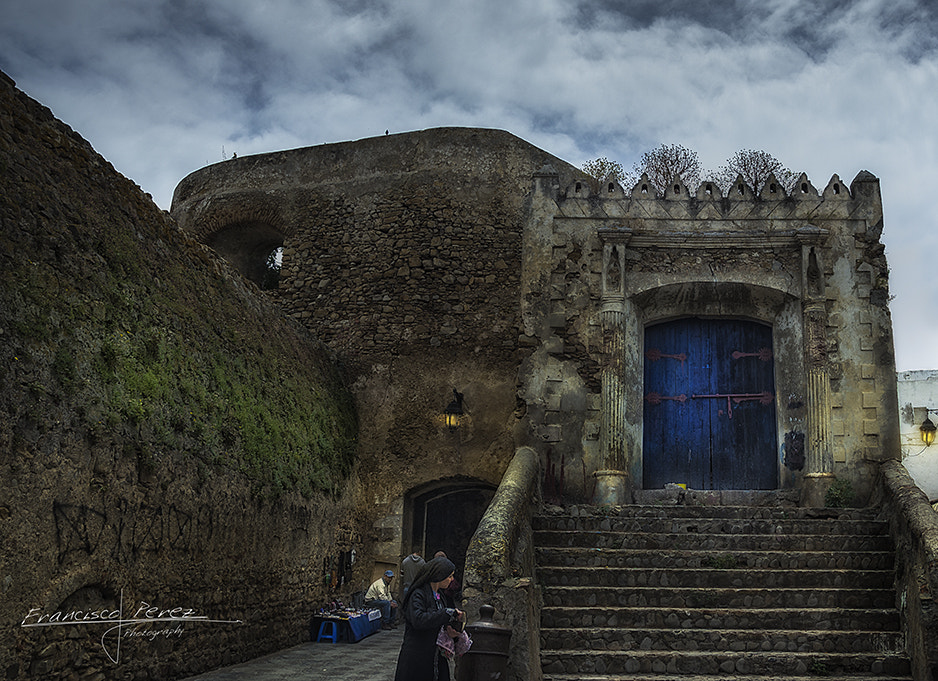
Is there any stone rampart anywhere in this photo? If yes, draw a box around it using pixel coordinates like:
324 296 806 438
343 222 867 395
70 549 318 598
171 130 587 571
0 72 358 680
172 127 586 359
876 461 938 680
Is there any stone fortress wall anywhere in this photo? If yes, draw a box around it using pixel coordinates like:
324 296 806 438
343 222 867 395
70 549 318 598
175 134 900 511
0 73 359 680
172 129 588 566
0 62 904 680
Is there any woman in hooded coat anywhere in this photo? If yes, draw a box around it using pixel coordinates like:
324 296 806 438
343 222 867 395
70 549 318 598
393 556 465 681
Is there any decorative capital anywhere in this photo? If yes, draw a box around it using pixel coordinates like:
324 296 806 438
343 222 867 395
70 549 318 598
598 225 633 245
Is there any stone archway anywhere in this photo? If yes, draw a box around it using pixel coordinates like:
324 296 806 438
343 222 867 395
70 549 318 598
206 221 284 289
610 280 803 492
404 479 496 584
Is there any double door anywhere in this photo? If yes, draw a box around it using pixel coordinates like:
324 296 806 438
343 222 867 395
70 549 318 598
643 318 778 490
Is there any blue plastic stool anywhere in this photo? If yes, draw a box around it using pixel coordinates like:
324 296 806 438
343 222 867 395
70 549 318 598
317 620 339 643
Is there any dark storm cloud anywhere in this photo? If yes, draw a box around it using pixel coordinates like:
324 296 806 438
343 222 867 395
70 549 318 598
573 0 938 61
1 0 938 369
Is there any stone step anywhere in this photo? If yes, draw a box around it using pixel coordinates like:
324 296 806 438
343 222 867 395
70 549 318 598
540 606 902 631
539 650 911 677
541 502 880 522
537 566 893 590
540 627 905 654
543 672 912 681
534 514 890 537
533 530 893 552
535 504 909 680
536 546 895 570
541 586 896 609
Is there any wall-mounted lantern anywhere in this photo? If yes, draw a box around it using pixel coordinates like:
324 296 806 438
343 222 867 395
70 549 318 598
921 413 937 446
444 389 464 431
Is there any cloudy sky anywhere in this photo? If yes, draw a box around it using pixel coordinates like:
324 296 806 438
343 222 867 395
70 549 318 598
2 0 937 370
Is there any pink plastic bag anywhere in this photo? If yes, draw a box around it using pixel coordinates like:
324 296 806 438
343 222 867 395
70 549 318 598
437 626 472 658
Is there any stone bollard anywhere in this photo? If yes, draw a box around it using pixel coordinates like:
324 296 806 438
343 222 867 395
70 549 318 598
456 604 511 681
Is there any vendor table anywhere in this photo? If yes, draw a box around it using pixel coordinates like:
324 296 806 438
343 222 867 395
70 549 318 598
310 609 381 643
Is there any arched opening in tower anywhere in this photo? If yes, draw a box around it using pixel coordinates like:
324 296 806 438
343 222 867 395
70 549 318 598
206 221 284 290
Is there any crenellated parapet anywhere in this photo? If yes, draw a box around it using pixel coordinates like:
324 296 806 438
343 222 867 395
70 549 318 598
545 169 882 243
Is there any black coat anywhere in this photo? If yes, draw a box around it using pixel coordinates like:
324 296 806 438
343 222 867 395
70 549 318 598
393 582 453 681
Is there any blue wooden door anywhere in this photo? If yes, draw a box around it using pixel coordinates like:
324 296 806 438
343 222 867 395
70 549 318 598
643 318 777 490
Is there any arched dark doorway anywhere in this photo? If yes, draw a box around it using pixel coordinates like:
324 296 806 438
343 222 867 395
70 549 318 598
404 480 495 586
643 317 778 490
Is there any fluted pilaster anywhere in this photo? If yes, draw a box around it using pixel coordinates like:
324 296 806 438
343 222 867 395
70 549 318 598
806 365 833 475
600 301 627 472
802 295 834 506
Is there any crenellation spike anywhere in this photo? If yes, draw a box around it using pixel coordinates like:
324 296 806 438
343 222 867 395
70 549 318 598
602 173 626 198
760 172 787 200
664 174 688 200
730 174 755 200
793 173 819 200
630 173 656 199
695 179 723 202
822 174 849 200
567 178 591 199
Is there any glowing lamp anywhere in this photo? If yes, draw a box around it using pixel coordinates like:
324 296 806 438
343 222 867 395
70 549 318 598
444 389 464 431
921 416 936 446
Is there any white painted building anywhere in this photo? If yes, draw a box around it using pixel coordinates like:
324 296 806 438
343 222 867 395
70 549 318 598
896 369 938 501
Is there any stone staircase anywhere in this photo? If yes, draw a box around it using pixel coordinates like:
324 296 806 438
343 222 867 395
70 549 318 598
535 501 911 681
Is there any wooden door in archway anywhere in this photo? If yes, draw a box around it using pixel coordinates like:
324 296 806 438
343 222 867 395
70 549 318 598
643 318 778 490
411 485 495 582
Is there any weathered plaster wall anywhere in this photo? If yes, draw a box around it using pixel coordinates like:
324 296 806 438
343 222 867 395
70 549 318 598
519 169 899 502
897 369 938 501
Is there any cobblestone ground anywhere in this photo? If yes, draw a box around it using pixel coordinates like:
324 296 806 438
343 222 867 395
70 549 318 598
183 628 404 681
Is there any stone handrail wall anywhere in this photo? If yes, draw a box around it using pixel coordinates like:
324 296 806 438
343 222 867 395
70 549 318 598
876 460 938 681
463 445 542 681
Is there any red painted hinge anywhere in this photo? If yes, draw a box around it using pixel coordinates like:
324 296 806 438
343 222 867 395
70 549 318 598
645 348 687 365
645 392 688 405
731 347 772 362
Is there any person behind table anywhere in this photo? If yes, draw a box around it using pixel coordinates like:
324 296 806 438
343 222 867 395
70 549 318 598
433 551 462 609
401 547 425 598
364 569 398 629
393 556 465 681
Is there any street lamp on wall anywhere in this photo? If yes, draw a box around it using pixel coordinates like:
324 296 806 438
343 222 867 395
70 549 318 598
444 389 464 431
921 413 937 446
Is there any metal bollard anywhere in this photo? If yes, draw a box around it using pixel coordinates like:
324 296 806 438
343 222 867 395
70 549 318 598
456 604 511 681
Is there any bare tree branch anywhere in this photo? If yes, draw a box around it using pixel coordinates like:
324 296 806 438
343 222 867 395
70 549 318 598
716 149 797 194
582 157 627 185
633 144 702 195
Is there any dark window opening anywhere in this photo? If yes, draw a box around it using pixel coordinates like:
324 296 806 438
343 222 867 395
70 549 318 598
206 222 285 290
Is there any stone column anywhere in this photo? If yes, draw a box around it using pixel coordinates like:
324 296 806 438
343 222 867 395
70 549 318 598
594 231 632 504
801 246 835 506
